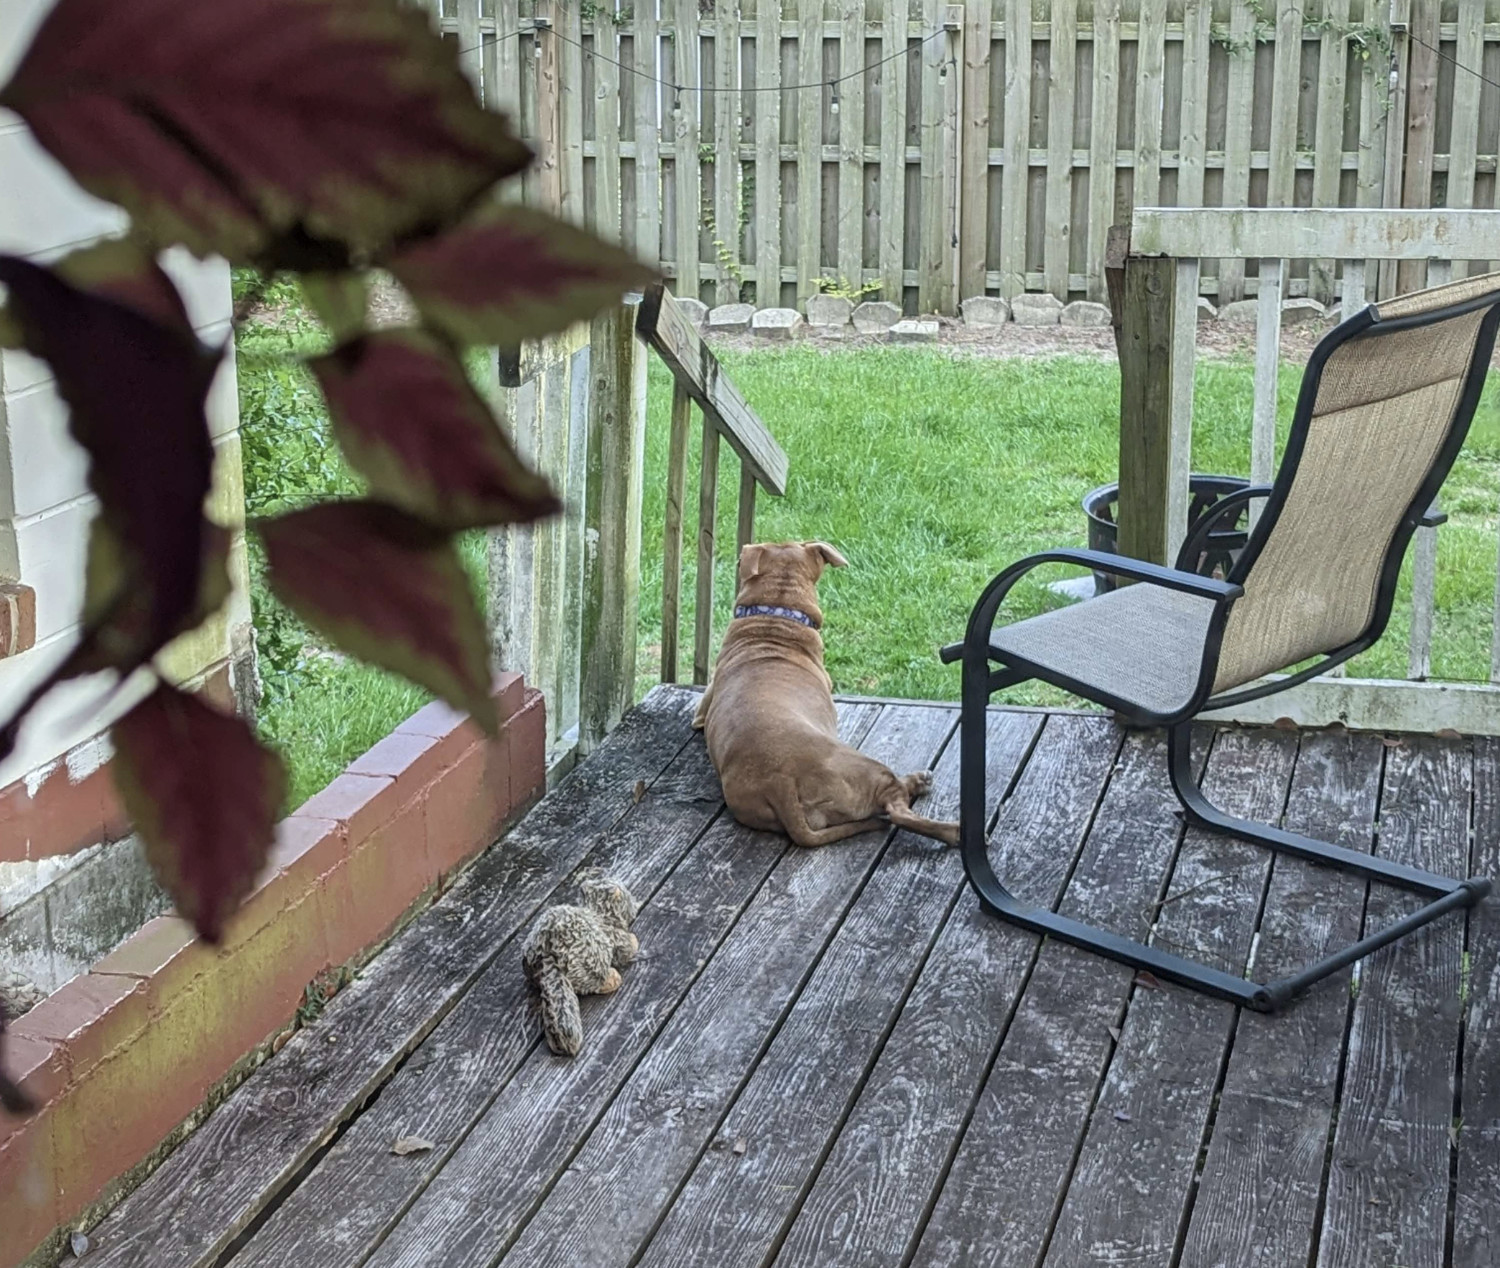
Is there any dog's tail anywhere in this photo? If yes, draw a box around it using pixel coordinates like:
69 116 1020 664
882 799 961 847
534 956 583 1056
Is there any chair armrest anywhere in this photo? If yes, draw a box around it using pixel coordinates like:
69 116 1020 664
1418 503 1447 528
938 548 1242 664
1175 483 1274 573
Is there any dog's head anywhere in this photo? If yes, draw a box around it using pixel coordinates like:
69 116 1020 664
734 541 848 621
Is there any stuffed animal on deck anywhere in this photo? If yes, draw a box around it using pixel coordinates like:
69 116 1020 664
521 870 639 1056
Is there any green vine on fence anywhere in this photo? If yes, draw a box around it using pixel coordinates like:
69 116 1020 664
1209 2 1394 117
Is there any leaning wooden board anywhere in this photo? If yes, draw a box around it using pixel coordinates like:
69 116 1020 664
635 283 789 496
85 690 703 1268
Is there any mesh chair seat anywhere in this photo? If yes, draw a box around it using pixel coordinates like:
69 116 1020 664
989 582 1218 717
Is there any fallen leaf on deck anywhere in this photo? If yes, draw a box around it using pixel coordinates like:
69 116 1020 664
1113 1110 1132 1123
392 1135 436 1156
732 1137 747 1155
1272 716 1297 731
1435 728 1462 740
1107 1026 1122 1043
70 1230 90 1257
1133 970 1161 991
1382 737 1405 748
633 779 646 804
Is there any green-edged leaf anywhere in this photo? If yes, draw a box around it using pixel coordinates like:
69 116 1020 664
77 518 233 673
50 239 193 334
0 0 531 265
0 257 217 654
387 204 657 346
311 330 560 529
113 684 286 944
301 272 369 340
258 500 496 731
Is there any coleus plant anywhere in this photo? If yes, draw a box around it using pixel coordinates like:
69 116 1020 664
0 0 654 1114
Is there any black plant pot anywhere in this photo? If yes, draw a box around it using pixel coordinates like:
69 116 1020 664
1082 474 1252 597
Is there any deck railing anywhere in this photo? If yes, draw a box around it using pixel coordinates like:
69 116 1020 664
488 286 786 771
1112 206 1500 735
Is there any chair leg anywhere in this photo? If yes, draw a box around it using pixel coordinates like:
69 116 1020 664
956 677 1490 1011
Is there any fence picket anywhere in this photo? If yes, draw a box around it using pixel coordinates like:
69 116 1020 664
1217 0 1257 304
1309 0 1348 304
755 0 783 305
1085 0 1119 304
837 0 866 294
1132 1 1164 208
959 0 992 299
1043 0 1075 301
880 0 909 302
714 0 742 304
998 0 1029 299
634 0 662 260
673 0 701 301
797 0 823 302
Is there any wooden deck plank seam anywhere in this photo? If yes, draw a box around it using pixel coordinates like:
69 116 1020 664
1445 750 1483 1268
210 729 727 1268
1164 729 1315 1267
614 714 965 1268
356 808 741 1268
638 716 1052 1268
1029 726 1229 1268
354 705 890 1268
1222 741 1388 1268
885 717 1132 1268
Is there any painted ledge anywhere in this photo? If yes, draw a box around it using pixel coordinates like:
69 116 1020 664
0 674 545 1268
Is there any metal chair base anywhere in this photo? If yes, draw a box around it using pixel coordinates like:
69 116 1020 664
961 714 1489 1014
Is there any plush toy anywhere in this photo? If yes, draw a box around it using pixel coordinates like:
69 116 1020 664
522 870 639 1056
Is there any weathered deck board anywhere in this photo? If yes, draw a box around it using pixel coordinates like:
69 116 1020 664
1178 730 1383 1268
1041 727 1299 1268
86 690 702 1268
778 714 1122 1268
232 722 738 1268
83 698 1491 1268
1454 736 1500 1268
632 711 1041 1268
912 728 1213 1268
373 706 955 1268
1315 738 1471 1268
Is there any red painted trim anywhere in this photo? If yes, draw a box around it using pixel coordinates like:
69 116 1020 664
0 677 546 1267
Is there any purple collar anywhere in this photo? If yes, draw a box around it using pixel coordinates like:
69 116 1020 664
734 604 819 630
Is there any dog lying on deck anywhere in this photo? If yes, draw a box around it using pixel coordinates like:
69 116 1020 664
693 540 959 848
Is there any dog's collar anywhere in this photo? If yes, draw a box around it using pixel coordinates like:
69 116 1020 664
733 604 819 630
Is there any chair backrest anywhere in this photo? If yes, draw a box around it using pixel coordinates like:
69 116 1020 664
1211 271 1500 695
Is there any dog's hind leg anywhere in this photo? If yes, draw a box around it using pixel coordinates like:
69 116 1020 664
882 797 960 847
768 780 886 848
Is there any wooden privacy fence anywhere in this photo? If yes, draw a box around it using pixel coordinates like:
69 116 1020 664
488 288 787 766
435 0 1500 314
1113 205 1500 734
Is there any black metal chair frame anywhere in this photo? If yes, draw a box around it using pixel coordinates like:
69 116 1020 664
943 290 1500 1013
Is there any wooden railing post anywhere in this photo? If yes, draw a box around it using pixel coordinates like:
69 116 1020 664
660 383 692 684
580 298 648 753
1113 240 1180 569
694 419 720 686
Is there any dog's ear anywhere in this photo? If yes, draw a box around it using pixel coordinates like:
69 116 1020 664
805 541 849 569
740 543 767 579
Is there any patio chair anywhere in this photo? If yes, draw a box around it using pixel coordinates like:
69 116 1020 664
942 269 1500 1012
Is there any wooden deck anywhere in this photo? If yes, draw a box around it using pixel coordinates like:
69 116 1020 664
81 686 1499 1268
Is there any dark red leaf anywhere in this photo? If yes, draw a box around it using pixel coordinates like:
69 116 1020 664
388 204 657 346
0 1018 36 1117
0 257 217 656
259 501 497 731
311 330 560 530
50 238 193 334
74 518 234 674
111 684 286 944
0 0 531 265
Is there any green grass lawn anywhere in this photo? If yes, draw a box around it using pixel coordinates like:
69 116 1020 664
635 346 1500 707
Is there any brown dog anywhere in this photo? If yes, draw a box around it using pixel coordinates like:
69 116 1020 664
693 541 959 848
